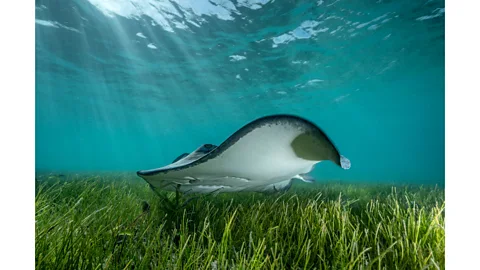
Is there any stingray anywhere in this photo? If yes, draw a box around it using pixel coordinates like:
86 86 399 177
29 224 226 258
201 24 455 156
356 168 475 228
137 114 351 194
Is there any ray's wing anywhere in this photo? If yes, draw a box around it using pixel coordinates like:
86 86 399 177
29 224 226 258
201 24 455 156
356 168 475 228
172 153 189 163
152 144 218 172
171 144 218 164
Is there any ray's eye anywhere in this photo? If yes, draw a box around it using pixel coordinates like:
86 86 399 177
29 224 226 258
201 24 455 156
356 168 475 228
204 144 213 149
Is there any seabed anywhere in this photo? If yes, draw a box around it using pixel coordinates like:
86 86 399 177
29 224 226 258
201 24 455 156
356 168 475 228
35 173 444 269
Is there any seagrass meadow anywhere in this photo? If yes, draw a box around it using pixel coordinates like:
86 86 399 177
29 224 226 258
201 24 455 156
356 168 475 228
35 173 444 269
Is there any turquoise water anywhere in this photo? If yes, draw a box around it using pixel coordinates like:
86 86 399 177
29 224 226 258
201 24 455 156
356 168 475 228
35 0 444 184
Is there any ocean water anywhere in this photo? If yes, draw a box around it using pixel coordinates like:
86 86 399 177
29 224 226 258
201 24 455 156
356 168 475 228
35 0 445 185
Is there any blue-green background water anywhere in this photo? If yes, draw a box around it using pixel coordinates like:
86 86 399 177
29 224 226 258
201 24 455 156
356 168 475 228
35 0 444 184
